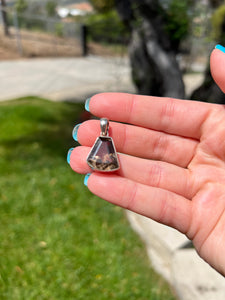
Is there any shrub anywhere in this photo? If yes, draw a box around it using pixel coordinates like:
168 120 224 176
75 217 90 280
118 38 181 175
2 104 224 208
89 0 115 13
55 23 63 37
85 10 128 44
211 4 225 44
164 0 191 51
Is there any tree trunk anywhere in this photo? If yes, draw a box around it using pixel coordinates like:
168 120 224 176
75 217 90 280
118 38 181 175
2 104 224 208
116 0 185 98
0 0 9 36
191 0 225 104
191 64 225 104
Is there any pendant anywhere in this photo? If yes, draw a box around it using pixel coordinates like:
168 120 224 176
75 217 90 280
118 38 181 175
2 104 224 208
86 118 120 172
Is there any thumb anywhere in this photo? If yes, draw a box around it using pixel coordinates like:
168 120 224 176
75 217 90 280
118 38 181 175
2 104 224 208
210 45 225 93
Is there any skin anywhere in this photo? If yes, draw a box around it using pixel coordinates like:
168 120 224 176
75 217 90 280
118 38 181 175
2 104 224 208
69 49 225 276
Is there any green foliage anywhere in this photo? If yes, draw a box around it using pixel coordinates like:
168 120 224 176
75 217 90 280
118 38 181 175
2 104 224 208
15 0 28 13
164 0 191 50
46 1 57 17
15 0 45 31
85 9 128 44
211 4 225 43
18 17 45 32
55 23 63 37
0 97 176 300
89 0 115 13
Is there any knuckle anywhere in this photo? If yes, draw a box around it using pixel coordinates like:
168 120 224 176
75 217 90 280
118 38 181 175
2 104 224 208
127 94 136 123
120 124 128 152
160 98 176 131
147 163 163 188
158 196 168 223
121 182 138 211
152 133 169 161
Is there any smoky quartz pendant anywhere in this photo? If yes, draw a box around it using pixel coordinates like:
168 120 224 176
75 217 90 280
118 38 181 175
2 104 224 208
86 118 120 172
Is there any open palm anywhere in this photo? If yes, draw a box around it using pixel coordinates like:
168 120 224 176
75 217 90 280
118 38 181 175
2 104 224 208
69 49 225 276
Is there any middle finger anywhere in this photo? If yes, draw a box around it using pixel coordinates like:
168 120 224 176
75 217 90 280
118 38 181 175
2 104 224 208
75 120 197 168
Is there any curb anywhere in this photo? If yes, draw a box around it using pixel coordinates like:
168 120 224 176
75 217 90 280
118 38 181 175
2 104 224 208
126 211 225 300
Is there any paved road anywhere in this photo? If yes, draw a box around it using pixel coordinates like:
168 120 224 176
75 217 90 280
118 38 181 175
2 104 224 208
0 56 135 102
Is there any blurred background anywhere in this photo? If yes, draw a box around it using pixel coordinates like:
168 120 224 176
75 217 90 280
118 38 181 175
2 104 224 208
2 0 225 101
0 0 225 299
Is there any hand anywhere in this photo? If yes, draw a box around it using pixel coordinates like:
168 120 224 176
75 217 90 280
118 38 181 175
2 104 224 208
69 48 225 276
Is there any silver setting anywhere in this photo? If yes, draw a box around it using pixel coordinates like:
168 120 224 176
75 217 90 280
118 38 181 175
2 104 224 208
100 118 109 137
86 118 120 172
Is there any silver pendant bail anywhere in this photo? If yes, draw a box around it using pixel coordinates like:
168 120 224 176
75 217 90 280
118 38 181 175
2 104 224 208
100 118 109 136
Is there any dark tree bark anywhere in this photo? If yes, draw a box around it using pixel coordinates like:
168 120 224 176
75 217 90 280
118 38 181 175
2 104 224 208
191 66 225 104
115 0 185 99
0 0 9 36
210 0 224 8
191 0 225 104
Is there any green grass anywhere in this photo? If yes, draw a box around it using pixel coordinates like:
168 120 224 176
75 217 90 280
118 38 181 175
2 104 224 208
0 97 176 299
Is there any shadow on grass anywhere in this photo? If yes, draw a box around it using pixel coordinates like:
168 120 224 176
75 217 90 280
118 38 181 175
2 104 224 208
0 97 88 163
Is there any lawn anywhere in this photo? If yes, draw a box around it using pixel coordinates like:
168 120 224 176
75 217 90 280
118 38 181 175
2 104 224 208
0 97 176 299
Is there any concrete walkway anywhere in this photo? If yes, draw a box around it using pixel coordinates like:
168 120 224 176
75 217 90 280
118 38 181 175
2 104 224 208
0 56 224 299
0 56 135 102
127 212 225 300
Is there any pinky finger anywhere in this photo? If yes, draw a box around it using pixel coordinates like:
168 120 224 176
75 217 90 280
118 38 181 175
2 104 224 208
86 173 191 235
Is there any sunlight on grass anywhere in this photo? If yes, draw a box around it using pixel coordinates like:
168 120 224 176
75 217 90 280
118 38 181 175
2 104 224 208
0 97 176 299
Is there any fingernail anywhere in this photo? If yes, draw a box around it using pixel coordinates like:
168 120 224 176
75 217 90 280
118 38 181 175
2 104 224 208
67 148 74 164
215 44 225 53
72 123 81 141
85 97 91 112
84 173 91 187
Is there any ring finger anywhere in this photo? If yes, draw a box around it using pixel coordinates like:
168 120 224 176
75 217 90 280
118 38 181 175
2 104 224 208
75 120 198 168
70 146 194 199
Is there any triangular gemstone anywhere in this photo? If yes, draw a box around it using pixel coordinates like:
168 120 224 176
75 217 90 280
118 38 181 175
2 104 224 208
87 136 120 172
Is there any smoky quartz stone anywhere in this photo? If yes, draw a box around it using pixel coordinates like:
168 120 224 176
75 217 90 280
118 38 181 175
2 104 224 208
87 136 120 172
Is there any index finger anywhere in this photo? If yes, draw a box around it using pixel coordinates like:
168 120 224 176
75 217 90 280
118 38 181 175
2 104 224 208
88 93 215 139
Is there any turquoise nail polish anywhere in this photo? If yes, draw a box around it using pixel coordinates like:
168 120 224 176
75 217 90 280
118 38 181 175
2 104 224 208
84 173 91 187
67 148 74 164
85 97 91 112
72 123 81 141
215 44 225 53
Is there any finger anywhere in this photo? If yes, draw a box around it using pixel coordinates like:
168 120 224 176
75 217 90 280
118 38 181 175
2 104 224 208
70 146 193 199
86 173 191 235
69 146 92 174
76 120 197 167
210 48 225 93
88 93 215 139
